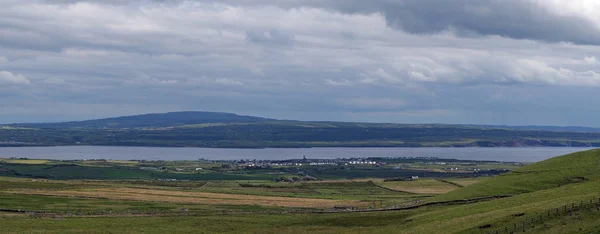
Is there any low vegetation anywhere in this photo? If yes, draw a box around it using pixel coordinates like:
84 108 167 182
434 149 600 202
1 149 600 233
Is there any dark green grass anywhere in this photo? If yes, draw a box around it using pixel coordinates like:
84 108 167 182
0 180 93 189
527 208 600 234
311 168 478 180
110 180 209 188
199 181 417 202
0 163 275 180
0 192 289 214
0 211 418 234
0 193 178 213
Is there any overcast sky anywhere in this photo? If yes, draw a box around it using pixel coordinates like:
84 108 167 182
2 0 600 126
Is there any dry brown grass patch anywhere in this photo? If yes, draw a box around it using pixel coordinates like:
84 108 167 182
444 178 488 187
379 179 458 194
6 188 367 208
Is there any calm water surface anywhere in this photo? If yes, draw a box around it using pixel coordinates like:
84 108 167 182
0 146 594 162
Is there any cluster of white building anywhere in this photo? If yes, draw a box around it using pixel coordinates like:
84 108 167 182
265 162 305 166
347 161 377 165
308 162 337 166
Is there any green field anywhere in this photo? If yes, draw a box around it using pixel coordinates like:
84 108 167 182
1 149 600 233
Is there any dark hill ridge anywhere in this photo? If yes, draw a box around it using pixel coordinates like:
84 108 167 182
5 111 600 148
8 111 600 132
11 111 274 129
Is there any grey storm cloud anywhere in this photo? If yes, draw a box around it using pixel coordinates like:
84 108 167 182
2 0 600 126
25 0 600 45
323 0 600 46
168 0 600 46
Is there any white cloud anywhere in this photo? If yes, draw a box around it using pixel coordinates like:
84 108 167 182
585 56 598 64
324 78 353 86
540 0 600 28
0 71 31 85
510 59 600 86
215 78 244 86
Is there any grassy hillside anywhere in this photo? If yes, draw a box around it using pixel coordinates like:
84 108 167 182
2 150 600 233
2 179 600 233
435 148 600 201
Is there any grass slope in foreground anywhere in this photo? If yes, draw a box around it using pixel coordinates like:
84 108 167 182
433 148 600 201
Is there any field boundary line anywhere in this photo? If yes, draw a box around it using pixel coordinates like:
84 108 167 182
316 195 512 214
486 197 600 234
370 181 419 194
435 178 464 188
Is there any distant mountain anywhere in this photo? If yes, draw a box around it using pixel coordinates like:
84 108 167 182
8 110 600 133
11 111 274 129
5 111 600 148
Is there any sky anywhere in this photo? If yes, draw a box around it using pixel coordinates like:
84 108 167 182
2 0 600 126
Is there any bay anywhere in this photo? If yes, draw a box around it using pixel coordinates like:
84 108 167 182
0 146 594 162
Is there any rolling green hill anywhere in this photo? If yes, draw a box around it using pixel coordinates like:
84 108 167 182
435 148 600 201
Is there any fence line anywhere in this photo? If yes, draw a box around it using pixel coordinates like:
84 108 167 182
486 197 600 234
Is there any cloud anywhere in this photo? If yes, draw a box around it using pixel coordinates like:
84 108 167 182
0 71 31 85
2 0 600 126
324 78 354 86
16 1 600 45
215 78 244 86
219 0 600 46
508 59 600 86
372 0 600 45
584 56 598 64
246 29 295 46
